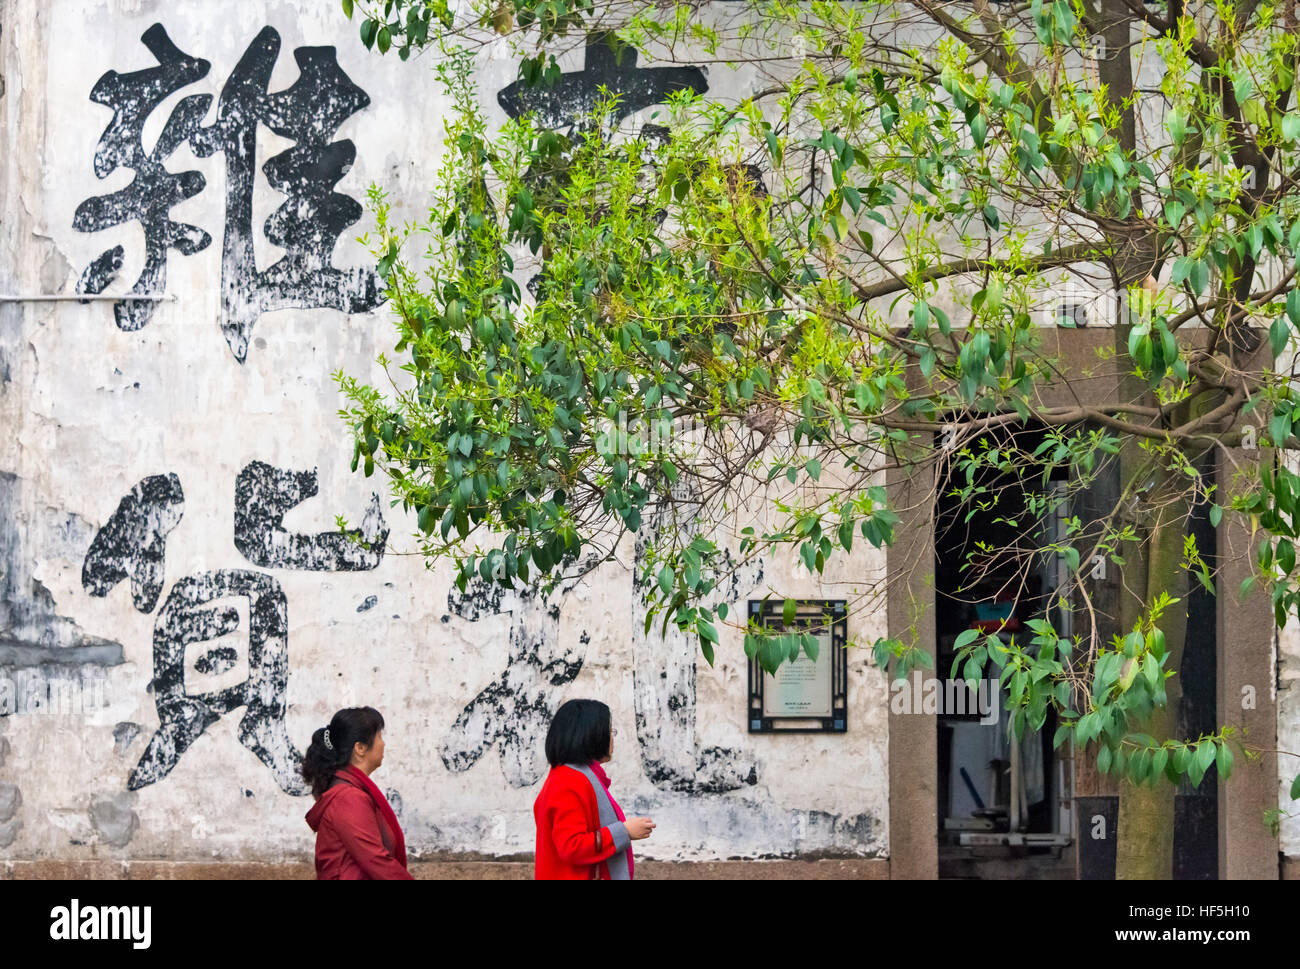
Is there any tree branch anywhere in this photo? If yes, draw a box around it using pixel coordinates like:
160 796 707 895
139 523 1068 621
852 243 1106 303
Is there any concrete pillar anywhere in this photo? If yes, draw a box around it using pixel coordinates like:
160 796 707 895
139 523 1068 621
886 438 938 878
1216 445 1280 878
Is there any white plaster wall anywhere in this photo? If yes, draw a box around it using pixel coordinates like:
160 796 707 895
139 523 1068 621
1272 357 1298 857
0 0 890 862
1279 616 1299 856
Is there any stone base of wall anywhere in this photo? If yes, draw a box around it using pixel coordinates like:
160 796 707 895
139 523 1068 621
1284 855 1300 880
1 858 889 880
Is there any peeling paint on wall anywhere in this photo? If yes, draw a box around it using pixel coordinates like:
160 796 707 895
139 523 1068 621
112 721 140 757
1 472 125 668
0 778 20 848
89 791 138 847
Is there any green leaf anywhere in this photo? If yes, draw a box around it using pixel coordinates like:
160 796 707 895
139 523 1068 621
1098 744 1113 775
1279 538 1295 575
1271 316 1289 357
1147 626 1167 660
881 101 898 132
342 0 355 17
1194 739 1216 781
1291 773 1300 800
1151 746 1169 778
759 635 785 675
699 635 715 667
985 279 1003 312
912 300 931 334
1281 112 1300 143
1128 748 1149 784
765 129 783 167
783 597 796 626
1053 723 1071 749
1062 546 1080 573
417 504 435 535
1215 741 1233 781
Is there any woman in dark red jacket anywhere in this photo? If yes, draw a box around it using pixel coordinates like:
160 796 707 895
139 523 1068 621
302 706 412 880
534 699 655 879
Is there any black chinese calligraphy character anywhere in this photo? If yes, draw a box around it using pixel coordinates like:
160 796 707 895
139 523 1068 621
82 473 185 613
234 460 386 571
128 570 306 795
75 23 383 360
73 24 212 331
440 566 594 787
81 464 387 794
192 27 382 362
497 33 707 129
631 483 762 793
498 34 709 297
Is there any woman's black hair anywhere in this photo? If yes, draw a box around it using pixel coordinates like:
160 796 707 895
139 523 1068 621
302 706 385 797
545 698 612 767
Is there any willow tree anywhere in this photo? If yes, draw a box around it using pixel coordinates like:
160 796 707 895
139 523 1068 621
334 0 1300 877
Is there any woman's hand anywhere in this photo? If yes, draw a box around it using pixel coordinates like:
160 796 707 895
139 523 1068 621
625 816 656 840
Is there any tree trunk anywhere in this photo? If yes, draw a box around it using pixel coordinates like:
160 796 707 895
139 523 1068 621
1114 464 1189 879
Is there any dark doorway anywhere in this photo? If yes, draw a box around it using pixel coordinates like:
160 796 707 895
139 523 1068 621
931 424 1219 878
934 424 1075 878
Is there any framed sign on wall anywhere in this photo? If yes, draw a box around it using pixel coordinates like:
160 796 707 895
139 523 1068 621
747 599 848 733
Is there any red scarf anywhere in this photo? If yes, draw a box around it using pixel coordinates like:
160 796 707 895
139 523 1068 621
589 760 633 879
344 766 408 869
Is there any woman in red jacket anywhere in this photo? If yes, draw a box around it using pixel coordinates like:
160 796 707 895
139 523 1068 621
302 706 412 880
534 698 654 879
